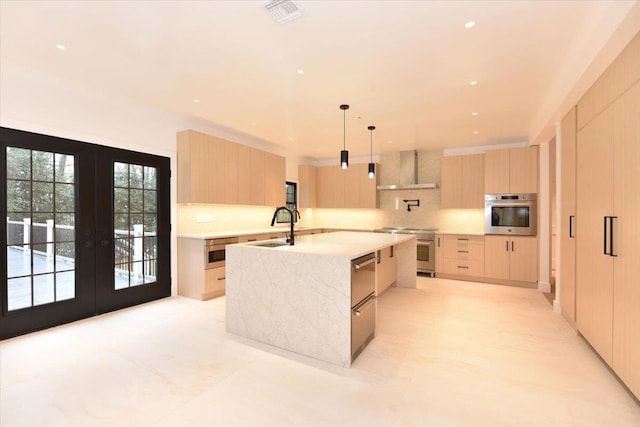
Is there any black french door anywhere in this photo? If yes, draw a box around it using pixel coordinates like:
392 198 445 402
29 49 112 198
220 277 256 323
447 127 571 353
1 127 171 339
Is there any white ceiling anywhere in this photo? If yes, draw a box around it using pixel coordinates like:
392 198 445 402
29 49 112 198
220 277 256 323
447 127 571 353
0 1 638 160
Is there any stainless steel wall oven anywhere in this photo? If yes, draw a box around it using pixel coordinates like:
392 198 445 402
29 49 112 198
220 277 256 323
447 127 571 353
484 194 537 236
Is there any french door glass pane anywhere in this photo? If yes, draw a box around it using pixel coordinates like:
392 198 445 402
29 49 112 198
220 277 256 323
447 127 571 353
113 162 157 290
5 147 76 311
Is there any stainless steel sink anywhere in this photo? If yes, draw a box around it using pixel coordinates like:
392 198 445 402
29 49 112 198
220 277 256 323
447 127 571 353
252 241 289 248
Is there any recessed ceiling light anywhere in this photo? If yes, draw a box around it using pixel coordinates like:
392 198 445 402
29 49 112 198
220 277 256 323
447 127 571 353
465 21 475 29
471 112 479 116
56 44 67 51
251 122 257 126
469 80 478 86
316 148 321 151
388 140 393 144
297 69 304 75
473 131 479 135
289 137 295 140
193 99 200 103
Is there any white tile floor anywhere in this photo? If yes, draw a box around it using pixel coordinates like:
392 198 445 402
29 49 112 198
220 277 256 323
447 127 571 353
1 277 639 427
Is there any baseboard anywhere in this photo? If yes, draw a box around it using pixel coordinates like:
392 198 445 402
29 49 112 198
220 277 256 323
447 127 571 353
537 281 551 293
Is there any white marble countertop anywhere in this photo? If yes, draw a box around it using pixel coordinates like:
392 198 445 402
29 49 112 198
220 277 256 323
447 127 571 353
234 231 415 260
436 231 485 236
177 227 372 240
177 226 322 240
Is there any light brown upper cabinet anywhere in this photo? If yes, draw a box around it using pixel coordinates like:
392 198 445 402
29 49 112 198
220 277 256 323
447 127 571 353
484 146 538 194
359 164 380 209
298 165 317 208
313 163 380 209
177 129 285 206
178 130 238 204
264 152 286 206
441 154 484 208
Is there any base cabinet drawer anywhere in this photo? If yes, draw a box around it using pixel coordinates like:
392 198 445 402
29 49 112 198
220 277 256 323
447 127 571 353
443 259 484 276
204 267 226 299
442 234 485 278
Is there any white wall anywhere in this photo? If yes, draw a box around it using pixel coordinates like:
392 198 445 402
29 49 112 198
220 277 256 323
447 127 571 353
0 61 302 295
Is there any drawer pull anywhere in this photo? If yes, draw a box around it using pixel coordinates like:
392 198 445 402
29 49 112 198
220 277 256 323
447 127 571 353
458 238 469 241
457 250 469 253
247 239 257 242
457 266 469 269
217 276 225 281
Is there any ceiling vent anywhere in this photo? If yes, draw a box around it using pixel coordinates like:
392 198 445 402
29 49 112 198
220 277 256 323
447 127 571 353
264 0 304 24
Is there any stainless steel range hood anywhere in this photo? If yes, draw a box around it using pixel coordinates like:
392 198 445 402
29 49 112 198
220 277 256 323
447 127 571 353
377 150 439 190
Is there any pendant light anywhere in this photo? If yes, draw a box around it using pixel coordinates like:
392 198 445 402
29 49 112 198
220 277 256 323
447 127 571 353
339 104 349 169
367 125 376 179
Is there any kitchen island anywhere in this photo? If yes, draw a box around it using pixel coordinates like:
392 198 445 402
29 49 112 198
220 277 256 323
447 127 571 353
225 231 416 367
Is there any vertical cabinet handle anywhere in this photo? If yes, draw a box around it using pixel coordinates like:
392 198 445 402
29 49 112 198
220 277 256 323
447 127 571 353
610 216 617 257
569 215 575 238
511 241 514 252
437 237 440 247
505 241 509 251
604 216 610 255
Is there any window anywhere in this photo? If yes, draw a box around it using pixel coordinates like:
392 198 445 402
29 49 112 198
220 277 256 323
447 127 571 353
276 181 297 223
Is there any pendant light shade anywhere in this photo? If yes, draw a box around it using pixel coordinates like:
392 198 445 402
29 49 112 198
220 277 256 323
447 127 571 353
368 125 376 179
339 104 349 169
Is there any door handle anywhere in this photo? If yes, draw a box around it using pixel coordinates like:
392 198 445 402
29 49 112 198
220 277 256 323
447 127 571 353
604 216 610 255
437 237 440 247
353 257 377 270
609 216 617 257
511 241 514 252
505 241 509 252
569 215 575 238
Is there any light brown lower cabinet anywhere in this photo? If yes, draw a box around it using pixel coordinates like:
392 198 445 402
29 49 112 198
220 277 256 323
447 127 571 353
442 235 485 277
484 236 537 283
376 245 397 295
178 238 226 300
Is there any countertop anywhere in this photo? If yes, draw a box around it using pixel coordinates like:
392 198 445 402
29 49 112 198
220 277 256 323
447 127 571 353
232 231 415 259
436 231 485 236
177 227 371 240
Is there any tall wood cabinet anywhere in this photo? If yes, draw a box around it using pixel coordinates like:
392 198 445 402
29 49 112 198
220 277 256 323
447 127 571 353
484 236 537 283
559 107 577 325
178 129 285 206
485 146 538 194
440 154 485 208
574 32 639 399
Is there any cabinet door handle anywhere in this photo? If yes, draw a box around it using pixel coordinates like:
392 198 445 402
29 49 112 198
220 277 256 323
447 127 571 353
247 239 257 242
569 215 575 238
604 216 610 255
610 216 617 257
457 265 469 269
511 241 514 252
458 250 469 253
505 241 509 252
218 276 225 281
437 237 440 247
458 238 469 241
